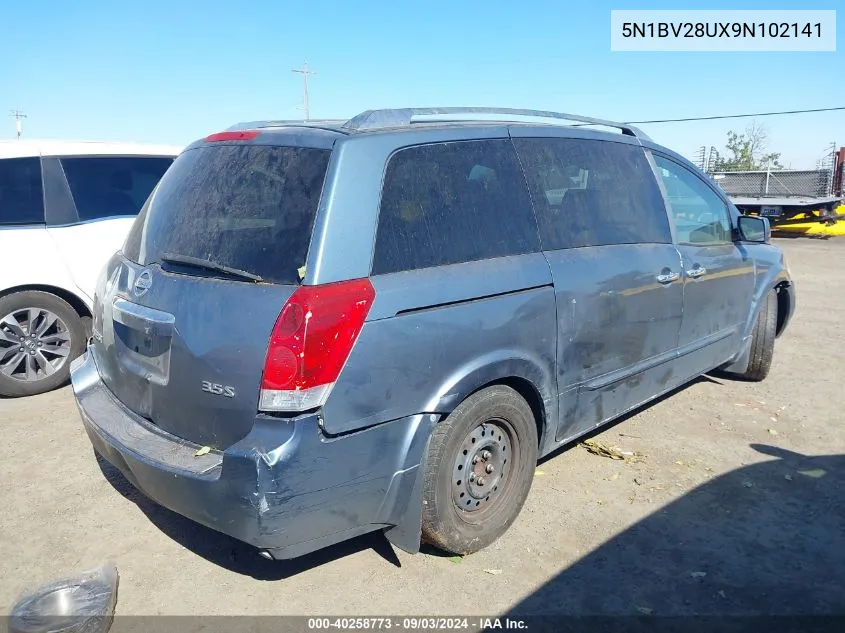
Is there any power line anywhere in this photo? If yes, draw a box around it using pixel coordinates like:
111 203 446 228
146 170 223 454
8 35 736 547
626 106 845 125
291 61 316 120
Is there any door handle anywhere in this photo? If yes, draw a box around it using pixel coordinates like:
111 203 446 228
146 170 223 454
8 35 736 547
656 271 680 284
686 266 707 279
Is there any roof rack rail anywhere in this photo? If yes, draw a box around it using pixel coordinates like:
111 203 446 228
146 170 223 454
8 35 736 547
342 107 651 140
226 119 347 131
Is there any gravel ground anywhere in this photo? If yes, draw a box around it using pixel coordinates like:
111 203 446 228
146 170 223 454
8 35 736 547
1 237 843 622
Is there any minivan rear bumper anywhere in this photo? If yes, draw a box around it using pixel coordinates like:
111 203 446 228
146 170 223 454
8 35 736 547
70 349 433 559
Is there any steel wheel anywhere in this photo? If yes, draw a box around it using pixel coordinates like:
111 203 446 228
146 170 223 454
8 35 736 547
421 385 539 555
0 307 73 382
452 419 515 518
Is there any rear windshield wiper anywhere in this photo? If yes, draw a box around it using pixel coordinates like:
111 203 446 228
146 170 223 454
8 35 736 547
160 253 264 283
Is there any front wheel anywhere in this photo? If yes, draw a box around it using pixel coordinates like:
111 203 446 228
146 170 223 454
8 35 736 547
736 289 777 382
0 291 86 397
421 385 539 555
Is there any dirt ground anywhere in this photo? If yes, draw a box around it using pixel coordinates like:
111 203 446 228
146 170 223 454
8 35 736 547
2 237 844 620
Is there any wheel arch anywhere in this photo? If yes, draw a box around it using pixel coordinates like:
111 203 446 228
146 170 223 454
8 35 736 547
739 264 791 341
0 284 92 320
423 353 556 452
722 280 784 375
774 280 793 338
461 376 547 451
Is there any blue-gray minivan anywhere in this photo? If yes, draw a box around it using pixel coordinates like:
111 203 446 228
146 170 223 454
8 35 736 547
70 108 795 560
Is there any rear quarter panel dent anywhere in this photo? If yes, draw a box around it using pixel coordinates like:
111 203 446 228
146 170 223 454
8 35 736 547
321 285 558 437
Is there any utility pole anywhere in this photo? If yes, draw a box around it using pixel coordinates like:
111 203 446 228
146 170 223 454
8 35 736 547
816 142 836 170
695 146 706 171
9 109 26 140
706 146 720 173
291 61 316 120
823 141 836 196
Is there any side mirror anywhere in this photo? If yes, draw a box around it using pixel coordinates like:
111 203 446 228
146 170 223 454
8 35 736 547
737 215 770 243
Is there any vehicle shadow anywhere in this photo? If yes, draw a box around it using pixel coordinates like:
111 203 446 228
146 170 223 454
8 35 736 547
504 444 845 628
95 453 401 580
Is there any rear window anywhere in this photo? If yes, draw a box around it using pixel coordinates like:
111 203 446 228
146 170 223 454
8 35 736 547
60 156 174 221
372 139 540 275
0 157 44 225
123 144 330 285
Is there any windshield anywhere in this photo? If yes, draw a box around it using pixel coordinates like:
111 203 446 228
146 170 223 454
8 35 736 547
123 144 331 285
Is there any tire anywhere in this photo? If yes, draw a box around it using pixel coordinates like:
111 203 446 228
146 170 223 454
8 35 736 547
421 385 539 555
738 289 777 382
0 291 86 397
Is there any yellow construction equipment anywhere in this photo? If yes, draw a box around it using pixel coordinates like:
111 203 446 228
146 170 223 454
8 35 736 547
773 205 845 237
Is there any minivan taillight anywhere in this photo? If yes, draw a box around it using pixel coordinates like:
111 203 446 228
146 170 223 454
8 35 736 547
258 279 376 413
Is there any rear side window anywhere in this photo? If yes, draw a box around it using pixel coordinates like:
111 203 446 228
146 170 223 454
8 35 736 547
0 157 44 225
123 144 330 285
60 156 173 221
513 138 671 250
372 139 540 275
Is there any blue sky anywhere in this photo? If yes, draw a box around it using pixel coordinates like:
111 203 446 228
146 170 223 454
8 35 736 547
2 0 842 167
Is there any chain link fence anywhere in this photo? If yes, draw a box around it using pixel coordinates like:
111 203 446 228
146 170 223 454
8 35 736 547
708 169 833 198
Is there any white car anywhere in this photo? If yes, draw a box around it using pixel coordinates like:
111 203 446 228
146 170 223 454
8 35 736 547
0 140 180 397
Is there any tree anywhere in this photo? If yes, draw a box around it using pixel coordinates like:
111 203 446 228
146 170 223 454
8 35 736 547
715 121 783 171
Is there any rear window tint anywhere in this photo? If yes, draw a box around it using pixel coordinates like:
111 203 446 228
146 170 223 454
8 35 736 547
513 138 671 249
123 144 330 285
0 157 44 225
60 156 174 221
372 139 540 275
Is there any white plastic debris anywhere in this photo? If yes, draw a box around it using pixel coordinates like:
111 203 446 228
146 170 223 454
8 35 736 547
9 564 119 633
